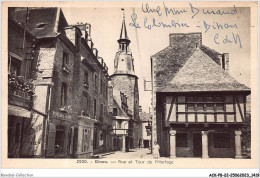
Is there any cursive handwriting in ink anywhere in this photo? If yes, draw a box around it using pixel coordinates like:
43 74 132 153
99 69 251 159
214 33 242 48
190 3 200 18
144 17 190 30
204 20 238 33
163 2 187 17
142 3 162 16
129 13 141 28
203 5 237 15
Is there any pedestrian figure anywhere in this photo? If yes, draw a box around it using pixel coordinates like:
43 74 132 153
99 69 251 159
153 142 160 159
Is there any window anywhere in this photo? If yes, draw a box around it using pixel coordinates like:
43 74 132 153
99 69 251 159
93 99 97 117
61 83 67 107
8 56 21 76
216 96 224 111
99 104 103 122
118 120 122 129
94 74 98 93
84 72 89 88
55 125 65 154
176 133 188 147
100 79 103 94
186 97 195 111
62 52 69 73
84 94 90 115
197 97 204 111
214 133 231 148
113 108 118 116
205 97 214 110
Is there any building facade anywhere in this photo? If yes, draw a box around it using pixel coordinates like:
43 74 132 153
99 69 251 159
108 84 132 152
10 7 110 158
151 33 251 158
110 16 141 149
8 8 38 158
139 111 152 149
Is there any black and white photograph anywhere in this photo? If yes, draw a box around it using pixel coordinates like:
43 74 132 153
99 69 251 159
1 1 258 174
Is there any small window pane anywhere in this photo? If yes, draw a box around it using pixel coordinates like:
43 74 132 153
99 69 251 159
187 97 194 102
198 97 204 102
216 104 224 111
197 104 204 111
226 96 233 103
177 96 185 103
205 97 213 102
206 103 214 110
187 103 195 111
216 96 223 102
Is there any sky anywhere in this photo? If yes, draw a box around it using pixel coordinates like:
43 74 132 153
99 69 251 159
62 2 251 113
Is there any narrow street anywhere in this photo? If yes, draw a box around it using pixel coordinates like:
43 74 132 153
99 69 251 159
93 148 156 159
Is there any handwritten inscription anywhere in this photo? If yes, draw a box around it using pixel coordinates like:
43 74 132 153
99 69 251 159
129 2 242 48
214 33 242 48
190 3 238 18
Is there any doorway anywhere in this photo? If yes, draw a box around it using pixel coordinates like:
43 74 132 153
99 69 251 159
143 140 150 148
193 133 202 157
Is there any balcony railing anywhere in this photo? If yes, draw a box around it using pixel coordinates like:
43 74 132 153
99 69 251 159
8 73 34 109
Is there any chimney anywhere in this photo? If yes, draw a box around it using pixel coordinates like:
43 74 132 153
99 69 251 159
85 24 91 37
87 40 93 50
222 53 229 71
169 33 202 47
85 31 89 41
93 48 98 58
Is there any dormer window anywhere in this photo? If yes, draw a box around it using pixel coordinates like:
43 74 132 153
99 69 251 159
36 23 47 29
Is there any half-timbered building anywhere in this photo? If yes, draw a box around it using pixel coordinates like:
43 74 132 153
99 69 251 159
151 33 251 158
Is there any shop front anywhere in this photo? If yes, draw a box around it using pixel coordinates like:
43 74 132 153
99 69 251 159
77 115 96 158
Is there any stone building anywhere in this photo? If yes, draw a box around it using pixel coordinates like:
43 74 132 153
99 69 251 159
108 84 132 152
151 33 251 158
64 23 111 156
110 16 141 149
8 8 38 158
139 111 152 149
11 7 110 158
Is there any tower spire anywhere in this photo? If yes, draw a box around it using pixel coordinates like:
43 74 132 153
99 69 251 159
119 8 128 40
118 8 130 51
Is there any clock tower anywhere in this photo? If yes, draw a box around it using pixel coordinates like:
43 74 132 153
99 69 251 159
110 14 140 148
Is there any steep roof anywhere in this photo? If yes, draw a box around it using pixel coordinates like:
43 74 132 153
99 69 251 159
120 18 129 40
152 33 250 93
164 48 250 92
13 8 68 38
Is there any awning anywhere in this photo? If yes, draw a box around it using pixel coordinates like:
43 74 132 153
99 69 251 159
8 105 31 118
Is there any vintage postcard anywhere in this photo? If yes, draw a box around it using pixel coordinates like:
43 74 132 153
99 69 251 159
1 1 258 171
